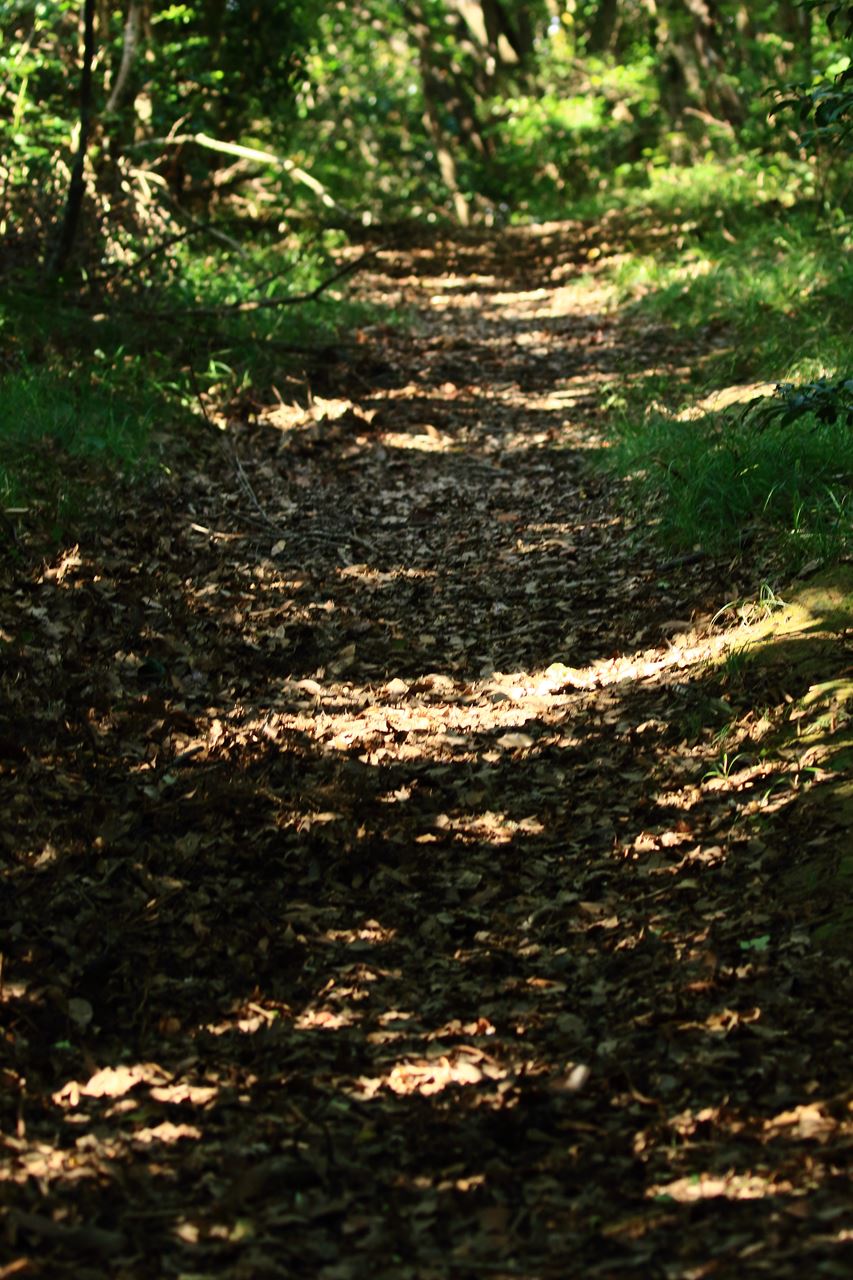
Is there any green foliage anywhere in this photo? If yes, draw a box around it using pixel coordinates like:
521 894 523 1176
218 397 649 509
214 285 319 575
613 404 853 566
292 6 435 217
0 360 154 523
0 2 79 247
485 59 660 214
747 377 853 428
0 0 324 270
598 184 853 567
611 195 853 385
769 0 853 202
613 404 853 565
2 0 850 243
0 231 375 518
1 0 851 552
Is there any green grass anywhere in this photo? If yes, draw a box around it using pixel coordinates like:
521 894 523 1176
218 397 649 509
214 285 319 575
0 363 158 514
612 209 853 386
0 231 377 528
610 410 853 564
595 172 853 569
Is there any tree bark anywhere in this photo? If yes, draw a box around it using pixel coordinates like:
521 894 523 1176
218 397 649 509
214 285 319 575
658 0 743 127
47 0 96 279
586 0 619 54
106 0 142 114
418 56 471 224
404 0 498 223
480 0 536 67
779 0 812 76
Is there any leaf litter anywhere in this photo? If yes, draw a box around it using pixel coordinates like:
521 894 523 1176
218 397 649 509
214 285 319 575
1 224 852 1278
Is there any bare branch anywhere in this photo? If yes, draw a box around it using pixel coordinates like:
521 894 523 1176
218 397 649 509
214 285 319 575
126 130 357 221
133 246 380 318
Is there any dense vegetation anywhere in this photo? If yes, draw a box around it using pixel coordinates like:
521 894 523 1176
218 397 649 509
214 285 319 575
1 0 851 561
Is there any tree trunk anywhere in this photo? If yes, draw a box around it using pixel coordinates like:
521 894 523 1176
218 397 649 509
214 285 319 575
779 0 812 77
405 0 501 224
586 0 619 54
658 0 743 127
414 30 471 224
480 0 536 67
47 0 96 279
106 0 142 113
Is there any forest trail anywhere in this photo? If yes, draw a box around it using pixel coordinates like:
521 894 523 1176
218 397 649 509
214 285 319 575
3 227 852 1278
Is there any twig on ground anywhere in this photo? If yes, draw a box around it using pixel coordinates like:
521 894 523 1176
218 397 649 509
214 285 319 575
297 526 376 554
153 246 381 317
227 445 291 540
657 550 710 571
187 364 288 538
7 1209 126 1257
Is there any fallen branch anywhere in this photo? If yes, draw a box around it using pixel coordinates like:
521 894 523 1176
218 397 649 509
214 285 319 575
656 550 710 571
127 130 355 220
135 246 380 318
6 1208 125 1257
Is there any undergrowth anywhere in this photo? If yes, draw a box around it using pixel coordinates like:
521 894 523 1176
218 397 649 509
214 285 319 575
0 363 156 513
597 181 853 569
0 232 374 528
3 148 851 568
613 411 853 564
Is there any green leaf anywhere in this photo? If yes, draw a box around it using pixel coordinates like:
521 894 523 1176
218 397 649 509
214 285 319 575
739 934 771 952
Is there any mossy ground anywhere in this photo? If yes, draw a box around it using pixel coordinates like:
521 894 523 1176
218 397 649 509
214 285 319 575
713 567 853 953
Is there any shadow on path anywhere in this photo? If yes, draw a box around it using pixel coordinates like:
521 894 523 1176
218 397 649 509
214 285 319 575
2 224 851 1278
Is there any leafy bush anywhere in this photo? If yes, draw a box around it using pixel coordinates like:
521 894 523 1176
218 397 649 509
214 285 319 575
747 377 853 428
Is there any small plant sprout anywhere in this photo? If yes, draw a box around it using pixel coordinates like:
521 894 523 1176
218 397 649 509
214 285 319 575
722 643 752 685
758 582 786 614
703 751 751 782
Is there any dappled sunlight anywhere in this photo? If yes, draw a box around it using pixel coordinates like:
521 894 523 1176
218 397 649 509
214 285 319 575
351 1047 507 1100
295 1007 362 1031
663 380 779 420
377 429 456 453
3 0 851 1264
4 212 851 1276
419 273 499 291
648 1172 794 1203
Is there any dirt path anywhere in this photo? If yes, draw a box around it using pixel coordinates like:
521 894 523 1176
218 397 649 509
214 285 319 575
2 227 852 1278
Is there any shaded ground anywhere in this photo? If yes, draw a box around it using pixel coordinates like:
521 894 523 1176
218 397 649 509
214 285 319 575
2 225 852 1278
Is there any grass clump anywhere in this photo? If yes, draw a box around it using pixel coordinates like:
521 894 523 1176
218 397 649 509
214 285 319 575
0 233 376 531
613 211 853 387
0 363 157 519
612 409 853 565
598 180 853 569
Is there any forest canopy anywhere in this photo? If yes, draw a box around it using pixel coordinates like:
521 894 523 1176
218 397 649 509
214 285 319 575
1 0 850 262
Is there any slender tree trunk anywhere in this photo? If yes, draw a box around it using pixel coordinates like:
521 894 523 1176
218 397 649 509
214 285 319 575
479 0 536 67
405 1 477 224
47 0 96 278
423 100 471 224
586 0 619 54
417 46 471 225
660 0 743 127
203 0 226 47
106 0 142 113
780 0 812 77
